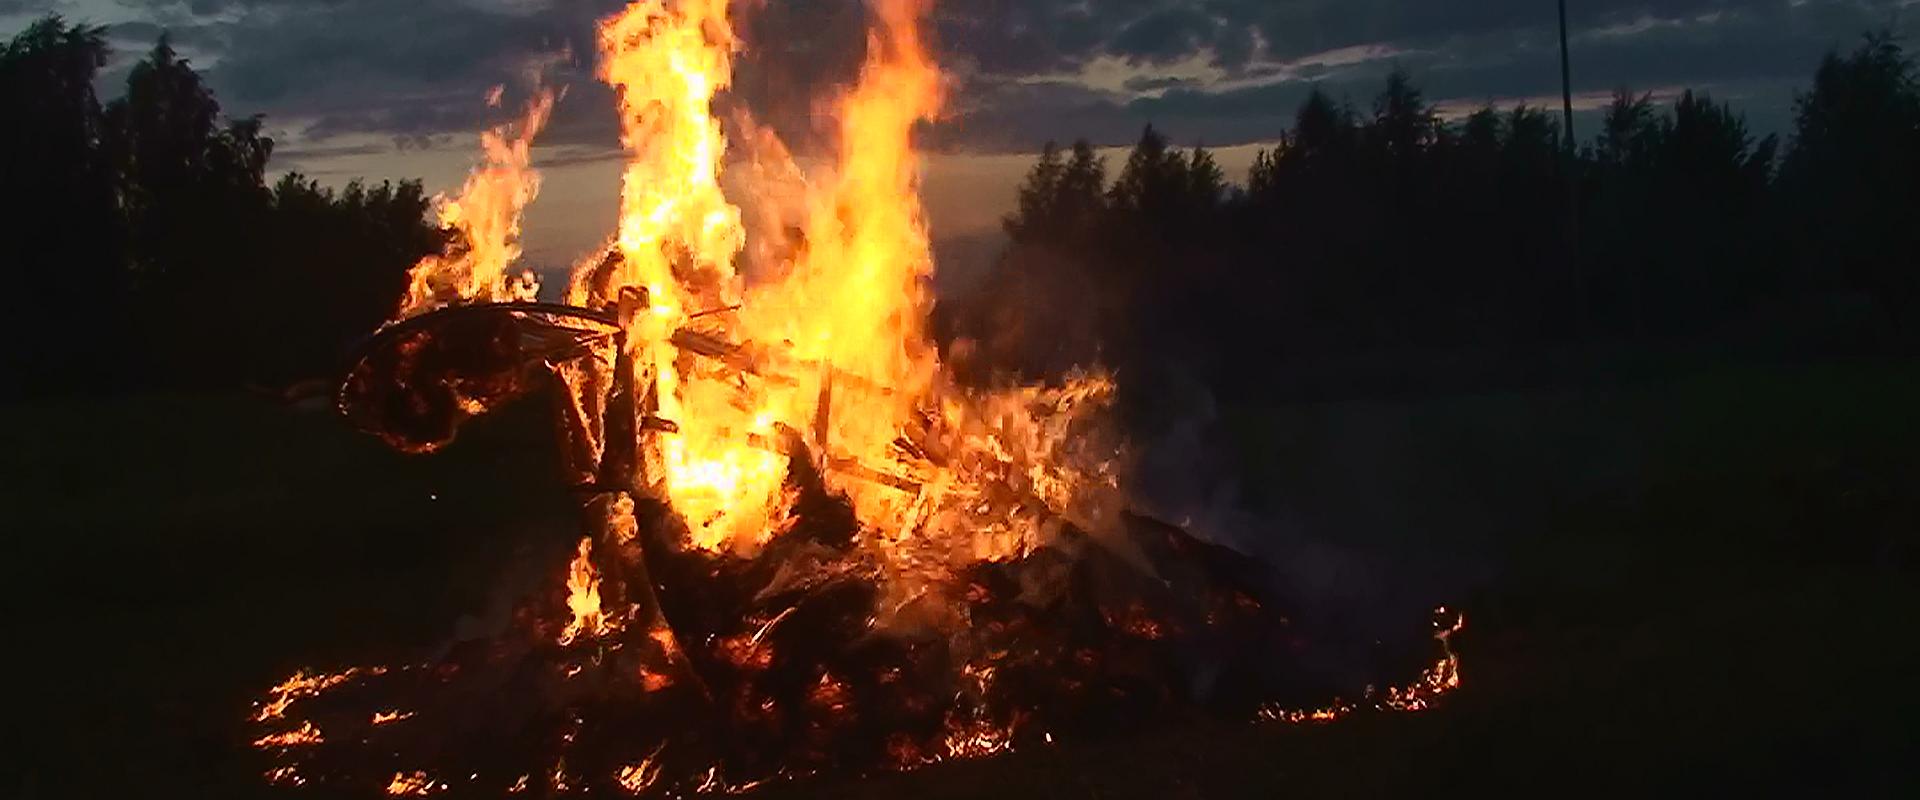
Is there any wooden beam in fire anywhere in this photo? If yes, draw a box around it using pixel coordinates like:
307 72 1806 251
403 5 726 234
651 324 935 496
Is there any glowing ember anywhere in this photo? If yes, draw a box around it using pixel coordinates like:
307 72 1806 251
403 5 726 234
616 745 667 794
264 766 304 787
940 717 1015 761
251 721 323 749
1258 610 1466 724
385 771 443 796
253 667 380 722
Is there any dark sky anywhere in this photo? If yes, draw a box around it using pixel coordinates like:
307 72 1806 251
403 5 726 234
7 0 1915 259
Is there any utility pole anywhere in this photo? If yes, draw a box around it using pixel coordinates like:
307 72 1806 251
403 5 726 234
1558 0 1576 148
1558 0 1587 343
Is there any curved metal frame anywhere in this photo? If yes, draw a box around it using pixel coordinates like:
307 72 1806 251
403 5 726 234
335 301 622 417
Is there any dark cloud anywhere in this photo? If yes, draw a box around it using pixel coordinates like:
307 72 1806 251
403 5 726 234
934 0 1912 78
205 1 602 106
1109 7 1217 64
0 0 60 15
30 0 1915 158
938 0 1916 151
928 76 1157 151
103 19 163 40
168 0 883 156
86 0 619 151
104 18 225 57
846 0 1912 151
1123 74 1202 93
272 140 394 164
935 0 1142 76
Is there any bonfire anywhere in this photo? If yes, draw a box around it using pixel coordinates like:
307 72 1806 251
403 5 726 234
248 0 1462 794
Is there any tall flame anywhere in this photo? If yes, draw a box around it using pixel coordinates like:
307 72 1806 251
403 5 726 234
741 0 945 539
567 0 1116 564
581 0 744 312
399 87 556 318
574 0 782 549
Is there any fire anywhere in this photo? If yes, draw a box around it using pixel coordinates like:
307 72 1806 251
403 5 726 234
1257 609 1466 724
364 0 1120 565
940 717 1015 761
398 86 555 319
616 745 667 794
572 0 771 550
251 721 323 749
385 771 442 796
739 0 946 543
253 667 381 722
264 766 305 787
559 536 609 645
247 0 1466 794
569 0 1117 589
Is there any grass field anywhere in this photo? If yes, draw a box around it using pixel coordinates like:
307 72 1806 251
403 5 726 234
6 358 1918 797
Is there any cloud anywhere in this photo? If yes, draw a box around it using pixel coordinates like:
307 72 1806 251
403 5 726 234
272 140 396 162
1109 7 1218 64
1123 74 1204 93
67 0 615 152
0 0 58 15
939 0 1916 150
30 0 1915 161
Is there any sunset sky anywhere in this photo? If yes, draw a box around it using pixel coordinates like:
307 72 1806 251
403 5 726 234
4 0 1914 274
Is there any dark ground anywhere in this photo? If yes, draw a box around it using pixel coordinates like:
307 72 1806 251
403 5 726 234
6 358 1918 798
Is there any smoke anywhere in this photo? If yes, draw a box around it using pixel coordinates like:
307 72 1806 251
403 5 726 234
934 252 1477 677
1121 367 1484 689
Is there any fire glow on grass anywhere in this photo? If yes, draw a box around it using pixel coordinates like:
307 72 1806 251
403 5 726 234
1258 609 1466 723
250 0 1464 794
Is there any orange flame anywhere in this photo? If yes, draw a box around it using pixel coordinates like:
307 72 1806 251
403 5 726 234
1257 610 1465 724
616 744 668 794
371 710 415 726
559 536 608 645
385 771 442 796
398 87 555 318
573 0 783 550
263 766 305 787
251 721 324 749
568 0 1119 585
253 667 382 722
736 0 946 543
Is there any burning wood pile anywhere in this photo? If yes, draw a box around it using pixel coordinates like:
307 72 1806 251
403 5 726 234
249 0 1462 795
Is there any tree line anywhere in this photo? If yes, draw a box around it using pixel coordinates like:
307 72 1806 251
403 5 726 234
1 17 443 396
940 32 1920 421
6 15 1917 412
